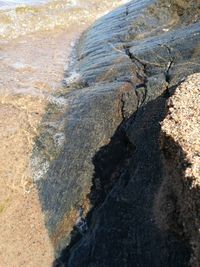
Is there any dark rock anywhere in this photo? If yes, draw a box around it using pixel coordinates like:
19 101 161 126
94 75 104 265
31 0 200 265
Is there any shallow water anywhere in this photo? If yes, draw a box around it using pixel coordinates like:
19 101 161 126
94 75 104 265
0 0 49 10
0 1 131 265
0 1 129 264
1 0 47 3
0 0 81 39
0 0 48 4
0 0 130 39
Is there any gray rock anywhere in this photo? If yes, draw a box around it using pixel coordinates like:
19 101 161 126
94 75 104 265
31 0 200 265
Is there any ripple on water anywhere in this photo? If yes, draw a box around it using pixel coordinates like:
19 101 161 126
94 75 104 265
0 0 84 39
0 0 131 40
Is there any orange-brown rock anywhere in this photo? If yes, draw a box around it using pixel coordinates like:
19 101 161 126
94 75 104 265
155 73 200 267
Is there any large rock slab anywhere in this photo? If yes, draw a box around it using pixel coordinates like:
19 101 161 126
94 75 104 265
33 81 138 253
31 0 200 265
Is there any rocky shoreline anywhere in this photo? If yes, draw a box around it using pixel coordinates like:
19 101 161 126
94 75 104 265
30 0 200 266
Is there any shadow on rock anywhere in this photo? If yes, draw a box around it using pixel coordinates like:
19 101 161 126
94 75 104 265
53 89 191 267
154 133 200 267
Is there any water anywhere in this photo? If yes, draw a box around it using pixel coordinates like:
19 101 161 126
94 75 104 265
0 0 49 9
1 0 47 3
0 0 81 39
0 0 130 39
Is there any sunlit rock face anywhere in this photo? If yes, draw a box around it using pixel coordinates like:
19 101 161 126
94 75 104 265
28 0 200 265
155 73 200 267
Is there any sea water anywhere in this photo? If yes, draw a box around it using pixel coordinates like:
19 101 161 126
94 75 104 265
0 0 50 9
0 0 82 39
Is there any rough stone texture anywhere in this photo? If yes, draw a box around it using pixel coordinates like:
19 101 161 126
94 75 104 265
162 74 200 183
154 74 200 267
31 0 200 265
33 82 138 253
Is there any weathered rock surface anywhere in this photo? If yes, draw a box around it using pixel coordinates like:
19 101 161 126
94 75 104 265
155 73 200 267
31 0 200 265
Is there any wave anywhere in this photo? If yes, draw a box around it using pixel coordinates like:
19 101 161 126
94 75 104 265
0 0 50 10
0 0 84 39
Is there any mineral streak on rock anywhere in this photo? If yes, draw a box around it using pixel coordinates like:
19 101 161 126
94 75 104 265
31 0 200 265
155 74 200 267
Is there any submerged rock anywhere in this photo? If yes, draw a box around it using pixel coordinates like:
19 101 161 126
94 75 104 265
31 0 200 265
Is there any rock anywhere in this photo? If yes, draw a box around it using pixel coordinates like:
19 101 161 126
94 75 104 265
154 73 200 267
31 0 200 265
33 81 138 254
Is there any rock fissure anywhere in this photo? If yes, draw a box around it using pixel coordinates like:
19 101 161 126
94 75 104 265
120 93 127 120
123 46 148 107
124 46 147 70
162 45 175 86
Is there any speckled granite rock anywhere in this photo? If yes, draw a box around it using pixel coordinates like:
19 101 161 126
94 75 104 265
31 0 200 265
155 73 200 267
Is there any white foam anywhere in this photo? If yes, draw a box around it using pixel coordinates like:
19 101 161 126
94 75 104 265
63 71 81 85
11 62 33 70
48 95 68 107
31 157 50 181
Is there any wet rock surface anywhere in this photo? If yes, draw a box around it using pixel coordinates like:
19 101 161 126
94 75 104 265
31 0 200 265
